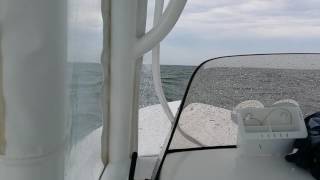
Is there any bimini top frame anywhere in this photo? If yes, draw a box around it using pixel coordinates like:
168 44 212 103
100 0 187 179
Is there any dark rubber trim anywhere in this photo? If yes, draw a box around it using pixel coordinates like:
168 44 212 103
129 152 138 180
167 145 237 154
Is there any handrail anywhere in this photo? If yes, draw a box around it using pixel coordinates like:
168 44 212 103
134 0 187 58
151 0 175 123
151 0 204 147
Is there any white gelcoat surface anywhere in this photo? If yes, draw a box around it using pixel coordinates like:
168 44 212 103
170 103 236 149
139 101 180 156
67 128 104 180
74 101 179 180
161 149 314 180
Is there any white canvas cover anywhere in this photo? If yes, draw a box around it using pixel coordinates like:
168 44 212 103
0 0 67 179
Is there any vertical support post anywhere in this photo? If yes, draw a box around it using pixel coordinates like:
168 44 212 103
101 0 139 179
108 0 138 163
130 0 148 155
101 0 111 165
101 0 186 179
0 24 5 155
0 0 67 180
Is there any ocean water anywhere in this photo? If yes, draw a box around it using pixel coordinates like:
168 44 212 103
69 63 194 144
69 61 320 145
139 64 195 107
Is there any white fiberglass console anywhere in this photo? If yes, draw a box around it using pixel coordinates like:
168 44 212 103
235 100 307 156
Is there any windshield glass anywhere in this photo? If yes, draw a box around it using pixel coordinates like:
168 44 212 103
168 54 320 150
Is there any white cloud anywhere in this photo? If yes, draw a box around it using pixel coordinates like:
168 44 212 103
145 0 320 65
68 0 103 62
172 0 320 38
68 0 320 64
68 0 102 31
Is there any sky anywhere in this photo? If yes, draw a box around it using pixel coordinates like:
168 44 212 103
68 0 320 65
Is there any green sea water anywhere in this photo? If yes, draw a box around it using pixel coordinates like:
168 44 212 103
69 63 194 144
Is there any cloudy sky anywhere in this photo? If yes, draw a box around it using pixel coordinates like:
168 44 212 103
68 0 320 65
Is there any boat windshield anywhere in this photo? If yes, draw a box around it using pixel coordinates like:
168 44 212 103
153 53 320 180
167 53 320 150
